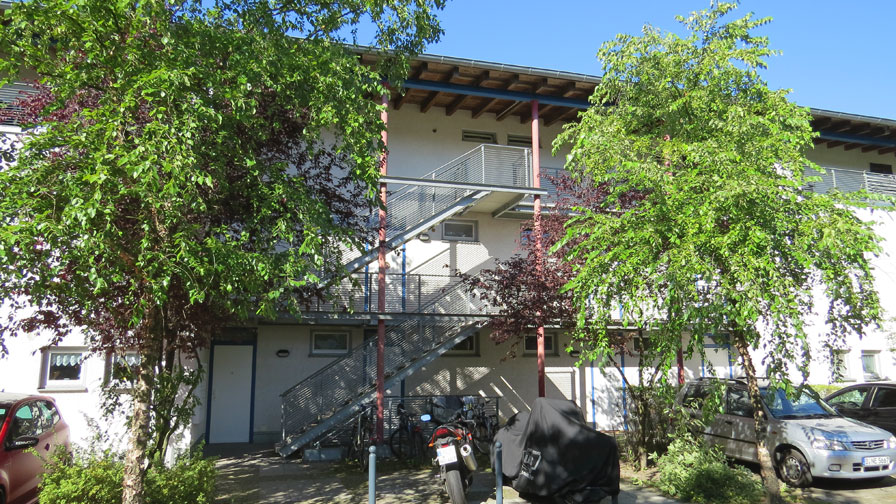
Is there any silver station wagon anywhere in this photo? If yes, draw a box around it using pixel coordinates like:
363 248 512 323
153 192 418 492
678 378 896 487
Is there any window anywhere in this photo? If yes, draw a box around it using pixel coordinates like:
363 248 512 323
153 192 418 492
311 331 350 356
524 333 557 356
506 134 532 148
445 332 479 356
726 388 754 417
861 351 882 381
871 387 896 409
105 352 141 387
832 350 851 381
39 347 87 391
870 163 893 175
461 130 497 144
442 220 477 242
827 387 870 410
7 401 56 440
633 337 652 354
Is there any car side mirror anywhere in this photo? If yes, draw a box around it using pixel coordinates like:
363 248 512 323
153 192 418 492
420 414 432 422
8 436 39 450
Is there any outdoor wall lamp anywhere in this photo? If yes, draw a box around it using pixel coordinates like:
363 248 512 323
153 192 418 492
418 233 431 242
276 349 290 358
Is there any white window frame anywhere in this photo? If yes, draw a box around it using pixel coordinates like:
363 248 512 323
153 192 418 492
445 332 480 356
311 331 351 356
832 350 853 382
104 351 141 389
861 350 883 381
442 219 478 242
524 332 558 356
39 346 88 392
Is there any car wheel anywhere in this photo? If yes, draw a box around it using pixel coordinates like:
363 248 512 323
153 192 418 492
778 449 813 488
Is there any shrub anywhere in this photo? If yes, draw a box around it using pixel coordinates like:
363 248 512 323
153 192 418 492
40 447 216 504
652 434 764 504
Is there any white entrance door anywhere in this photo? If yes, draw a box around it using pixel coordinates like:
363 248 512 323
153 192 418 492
209 345 254 443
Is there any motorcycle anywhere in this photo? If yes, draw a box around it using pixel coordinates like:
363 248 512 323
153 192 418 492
420 411 478 504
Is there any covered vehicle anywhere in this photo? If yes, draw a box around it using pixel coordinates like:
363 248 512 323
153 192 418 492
493 398 620 503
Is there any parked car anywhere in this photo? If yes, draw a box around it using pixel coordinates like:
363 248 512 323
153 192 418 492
678 378 896 487
0 393 71 504
825 382 896 436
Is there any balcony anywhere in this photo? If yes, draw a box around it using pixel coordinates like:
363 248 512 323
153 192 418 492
805 167 896 198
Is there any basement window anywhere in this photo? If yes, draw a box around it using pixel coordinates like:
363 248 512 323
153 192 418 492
442 219 477 242
506 134 532 148
462 130 497 144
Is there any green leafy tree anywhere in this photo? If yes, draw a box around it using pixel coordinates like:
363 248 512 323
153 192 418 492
0 1 443 503
555 3 884 501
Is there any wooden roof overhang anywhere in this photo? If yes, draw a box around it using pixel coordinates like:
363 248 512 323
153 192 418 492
810 109 896 157
359 52 598 126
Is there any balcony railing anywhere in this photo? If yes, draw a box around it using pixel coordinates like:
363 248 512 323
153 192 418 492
301 273 492 316
806 167 896 198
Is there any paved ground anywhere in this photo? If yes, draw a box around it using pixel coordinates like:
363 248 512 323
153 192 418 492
209 443 679 504
210 444 896 503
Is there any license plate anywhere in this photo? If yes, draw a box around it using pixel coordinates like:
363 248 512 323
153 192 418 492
863 456 890 467
436 446 458 465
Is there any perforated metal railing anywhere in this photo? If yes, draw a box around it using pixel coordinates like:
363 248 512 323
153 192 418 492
384 144 532 234
805 166 896 198
280 280 492 444
300 273 484 315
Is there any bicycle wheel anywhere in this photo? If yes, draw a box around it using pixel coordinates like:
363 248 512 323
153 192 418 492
390 428 411 460
472 421 492 455
412 430 428 465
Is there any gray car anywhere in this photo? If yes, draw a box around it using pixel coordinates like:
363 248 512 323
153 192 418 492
679 378 896 487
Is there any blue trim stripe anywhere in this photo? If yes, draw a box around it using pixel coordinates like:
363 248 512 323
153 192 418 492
402 79 591 109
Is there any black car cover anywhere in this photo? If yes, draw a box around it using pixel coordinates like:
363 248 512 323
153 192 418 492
493 398 620 503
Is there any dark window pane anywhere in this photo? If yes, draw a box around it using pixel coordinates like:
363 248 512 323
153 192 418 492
48 352 83 381
872 388 896 408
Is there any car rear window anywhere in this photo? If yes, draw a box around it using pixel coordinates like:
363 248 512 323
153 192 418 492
0 407 6 424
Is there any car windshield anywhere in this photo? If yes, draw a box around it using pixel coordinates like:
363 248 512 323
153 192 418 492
762 387 838 419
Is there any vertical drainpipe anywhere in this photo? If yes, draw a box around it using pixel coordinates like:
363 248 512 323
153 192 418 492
531 100 546 398
376 92 388 443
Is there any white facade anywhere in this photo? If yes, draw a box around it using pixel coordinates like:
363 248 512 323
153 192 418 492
2 55 896 453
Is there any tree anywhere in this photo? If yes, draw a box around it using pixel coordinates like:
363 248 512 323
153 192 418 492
0 1 443 503
555 3 884 501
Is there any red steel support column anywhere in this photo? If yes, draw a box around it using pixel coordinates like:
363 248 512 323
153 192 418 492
532 100 546 398
677 348 685 385
376 93 388 442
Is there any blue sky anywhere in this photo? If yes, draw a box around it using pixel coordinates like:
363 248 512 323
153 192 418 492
407 0 895 119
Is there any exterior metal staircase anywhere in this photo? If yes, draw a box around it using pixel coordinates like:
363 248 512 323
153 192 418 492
276 144 534 457
277 281 489 457
342 144 533 272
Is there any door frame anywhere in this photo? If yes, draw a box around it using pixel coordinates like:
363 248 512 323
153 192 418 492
204 330 258 444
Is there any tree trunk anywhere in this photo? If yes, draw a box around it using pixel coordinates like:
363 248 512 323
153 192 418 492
732 330 784 504
122 324 161 504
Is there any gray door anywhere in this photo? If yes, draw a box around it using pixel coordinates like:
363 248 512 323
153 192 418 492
208 344 254 443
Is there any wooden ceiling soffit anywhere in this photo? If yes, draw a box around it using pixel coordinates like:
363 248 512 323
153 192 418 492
879 147 896 155
862 145 880 152
420 91 440 113
825 140 846 148
393 63 429 110
842 143 863 151
496 101 525 122
446 71 490 116
472 97 501 119
545 108 577 127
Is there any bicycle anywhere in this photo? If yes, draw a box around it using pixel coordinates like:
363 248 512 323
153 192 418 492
389 402 427 465
466 398 498 455
348 401 377 472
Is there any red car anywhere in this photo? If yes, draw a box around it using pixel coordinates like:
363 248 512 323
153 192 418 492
0 393 71 504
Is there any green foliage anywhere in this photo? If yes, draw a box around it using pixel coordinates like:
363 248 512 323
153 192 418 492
652 434 764 504
555 0 884 400
40 448 216 504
